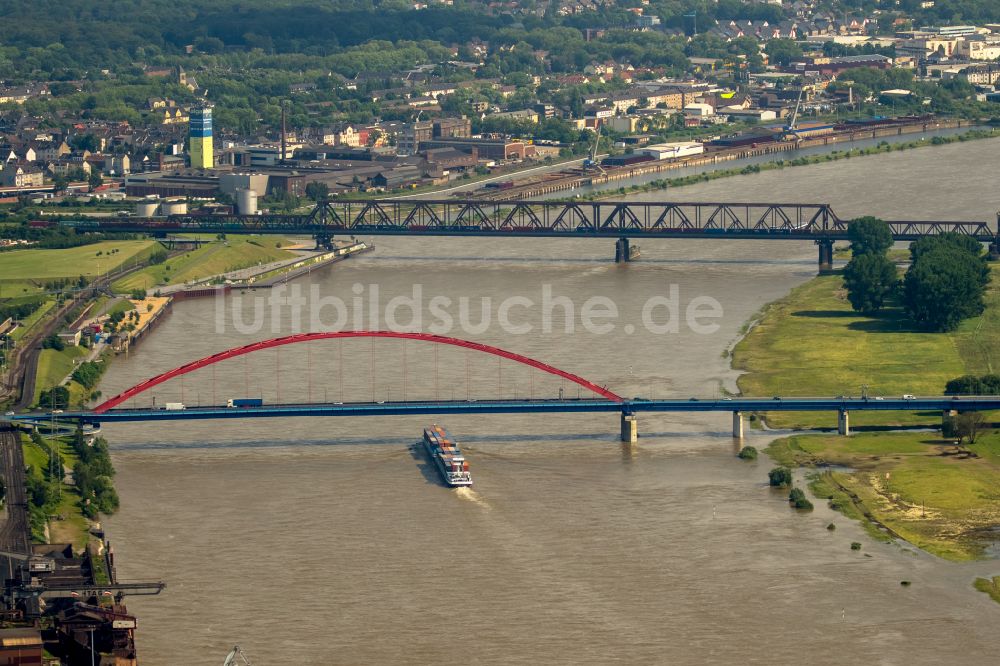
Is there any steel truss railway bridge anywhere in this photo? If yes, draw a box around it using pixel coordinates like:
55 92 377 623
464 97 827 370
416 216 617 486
59 199 1000 268
8 332 998 442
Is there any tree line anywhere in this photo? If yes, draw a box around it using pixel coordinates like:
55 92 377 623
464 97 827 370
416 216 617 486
843 218 990 332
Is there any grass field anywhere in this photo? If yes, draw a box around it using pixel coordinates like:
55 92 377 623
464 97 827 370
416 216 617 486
0 241 157 282
732 265 1000 428
104 298 136 318
111 235 297 292
9 299 55 342
974 576 1000 604
33 346 89 406
768 431 1000 560
741 264 1000 560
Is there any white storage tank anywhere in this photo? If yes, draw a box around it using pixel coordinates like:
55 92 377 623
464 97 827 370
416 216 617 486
160 200 188 215
236 188 258 215
135 201 160 217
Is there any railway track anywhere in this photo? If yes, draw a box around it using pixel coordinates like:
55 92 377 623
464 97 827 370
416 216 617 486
0 427 31 556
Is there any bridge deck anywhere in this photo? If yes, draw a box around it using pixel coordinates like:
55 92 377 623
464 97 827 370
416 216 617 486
54 200 997 241
13 396 1000 424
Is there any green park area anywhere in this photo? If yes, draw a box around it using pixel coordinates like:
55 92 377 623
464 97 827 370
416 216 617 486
8 299 56 342
21 434 91 549
0 240 158 296
734 254 1000 562
33 345 91 407
111 235 297 292
733 265 1000 428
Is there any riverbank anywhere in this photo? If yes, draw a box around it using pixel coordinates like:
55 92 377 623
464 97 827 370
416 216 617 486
110 234 299 293
572 126 1000 202
767 431 1000 561
731 262 1000 561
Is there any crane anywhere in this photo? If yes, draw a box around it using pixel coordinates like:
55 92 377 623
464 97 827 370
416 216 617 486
223 645 252 666
583 124 605 173
783 87 812 141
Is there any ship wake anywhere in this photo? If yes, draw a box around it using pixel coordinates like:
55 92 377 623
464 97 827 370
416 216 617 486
455 486 489 509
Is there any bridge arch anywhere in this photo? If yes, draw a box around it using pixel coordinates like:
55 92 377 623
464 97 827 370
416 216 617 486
94 331 623 413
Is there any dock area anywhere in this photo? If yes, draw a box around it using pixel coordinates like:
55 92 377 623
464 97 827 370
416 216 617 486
233 240 373 289
474 117 972 201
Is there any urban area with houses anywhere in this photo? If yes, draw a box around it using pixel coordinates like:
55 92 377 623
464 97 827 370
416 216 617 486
0 1 999 206
1 0 1000 663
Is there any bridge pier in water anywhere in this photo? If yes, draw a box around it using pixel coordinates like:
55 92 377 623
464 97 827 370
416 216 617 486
620 413 638 443
732 411 744 442
615 237 631 263
817 239 835 273
838 409 851 436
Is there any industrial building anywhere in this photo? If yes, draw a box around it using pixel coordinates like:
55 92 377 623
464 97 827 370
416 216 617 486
637 142 704 160
189 106 214 169
418 137 530 161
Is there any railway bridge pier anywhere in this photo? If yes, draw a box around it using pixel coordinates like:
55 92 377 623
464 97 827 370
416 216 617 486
817 239 835 272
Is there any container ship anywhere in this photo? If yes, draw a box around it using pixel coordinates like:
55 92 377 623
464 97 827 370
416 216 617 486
422 424 473 487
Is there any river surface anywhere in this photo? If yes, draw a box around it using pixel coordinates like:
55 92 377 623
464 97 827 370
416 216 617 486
102 138 1000 664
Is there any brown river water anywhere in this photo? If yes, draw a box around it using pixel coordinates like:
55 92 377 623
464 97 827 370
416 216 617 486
100 138 1000 664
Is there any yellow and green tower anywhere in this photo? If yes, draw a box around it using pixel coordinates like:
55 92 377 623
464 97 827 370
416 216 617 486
189 106 214 169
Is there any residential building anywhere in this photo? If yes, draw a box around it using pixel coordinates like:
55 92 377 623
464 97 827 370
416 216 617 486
963 39 1000 60
491 109 539 123
1 163 45 188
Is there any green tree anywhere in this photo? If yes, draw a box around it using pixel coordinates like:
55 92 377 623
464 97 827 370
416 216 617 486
768 467 793 487
945 374 1000 395
843 253 898 314
910 232 986 266
25 473 54 508
903 248 986 331
848 217 893 257
954 411 985 444
39 385 70 409
764 39 803 66
788 487 814 510
304 181 330 201
42 334 65 351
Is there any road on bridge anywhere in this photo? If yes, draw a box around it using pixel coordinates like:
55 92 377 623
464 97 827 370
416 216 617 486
15 395 1000 425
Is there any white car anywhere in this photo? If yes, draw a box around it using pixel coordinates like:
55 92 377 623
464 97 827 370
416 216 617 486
902 394 916 400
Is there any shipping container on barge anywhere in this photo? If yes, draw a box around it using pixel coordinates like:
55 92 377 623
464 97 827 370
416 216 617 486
422 425 473 487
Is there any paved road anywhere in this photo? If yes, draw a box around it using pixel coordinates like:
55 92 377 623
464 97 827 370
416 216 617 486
28 395 997 423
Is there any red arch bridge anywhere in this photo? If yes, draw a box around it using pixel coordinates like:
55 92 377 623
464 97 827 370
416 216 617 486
10 331 1000 442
